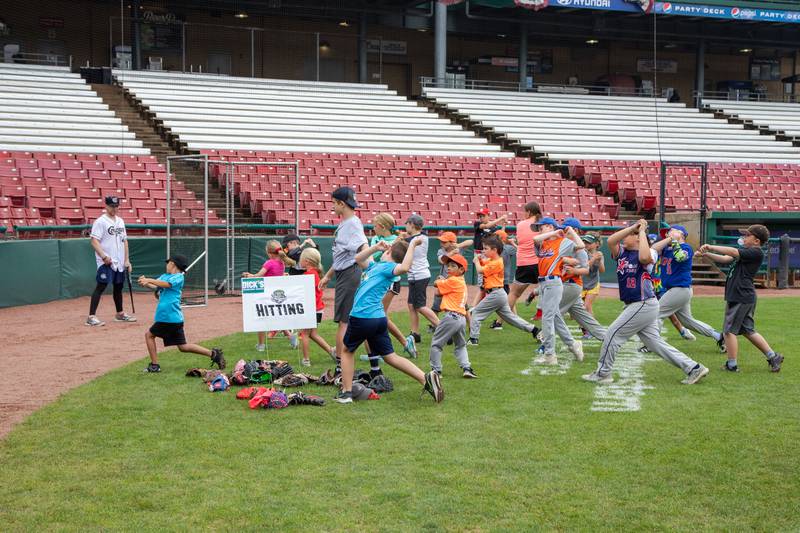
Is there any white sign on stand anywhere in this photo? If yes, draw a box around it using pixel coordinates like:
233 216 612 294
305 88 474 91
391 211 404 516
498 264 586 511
241 275 317 332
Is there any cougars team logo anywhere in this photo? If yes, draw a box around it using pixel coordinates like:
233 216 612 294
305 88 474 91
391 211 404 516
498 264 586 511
270 289 287 304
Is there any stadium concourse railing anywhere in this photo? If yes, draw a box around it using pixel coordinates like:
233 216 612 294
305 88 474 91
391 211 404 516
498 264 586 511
419 77 662 97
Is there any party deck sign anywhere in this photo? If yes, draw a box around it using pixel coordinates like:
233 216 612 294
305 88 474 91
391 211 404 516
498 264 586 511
242 275 317 332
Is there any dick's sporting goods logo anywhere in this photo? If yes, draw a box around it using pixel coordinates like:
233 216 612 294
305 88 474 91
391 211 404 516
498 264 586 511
242 278 265 293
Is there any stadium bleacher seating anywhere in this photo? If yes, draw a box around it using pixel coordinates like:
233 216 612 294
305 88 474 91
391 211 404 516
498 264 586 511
0 151 222 235
112 70 509 157
569 159 800 216
202 150 617 230
702 99 800 140
0 63 149 155
423 87 800 163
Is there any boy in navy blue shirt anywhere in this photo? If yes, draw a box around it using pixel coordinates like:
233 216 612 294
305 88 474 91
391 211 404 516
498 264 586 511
138 255 225 373
583 220 709 385
651 225 725 352
335 237 443 404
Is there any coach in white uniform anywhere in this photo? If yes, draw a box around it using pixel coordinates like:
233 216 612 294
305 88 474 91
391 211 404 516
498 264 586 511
86 196 136 326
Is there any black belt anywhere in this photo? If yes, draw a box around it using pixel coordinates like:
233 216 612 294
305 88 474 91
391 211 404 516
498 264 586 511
565 279 577 284
538 275 557 281
485 287 502 293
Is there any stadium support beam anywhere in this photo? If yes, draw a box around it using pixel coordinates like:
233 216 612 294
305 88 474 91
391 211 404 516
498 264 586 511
131 0 141 70
695 39 705 107
434 0 447 86
358 12 367 84
519 23 528 90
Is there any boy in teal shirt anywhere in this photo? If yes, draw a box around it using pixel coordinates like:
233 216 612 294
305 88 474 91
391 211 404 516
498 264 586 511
138 254 225 373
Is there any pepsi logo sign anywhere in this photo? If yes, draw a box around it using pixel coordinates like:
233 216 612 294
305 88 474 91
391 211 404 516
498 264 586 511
662 2 672 12
731 7 739 16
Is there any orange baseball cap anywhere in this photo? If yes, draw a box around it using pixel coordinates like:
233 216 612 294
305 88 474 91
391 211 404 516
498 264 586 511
439 231 457 243
443 254 468 270
495 230 508 242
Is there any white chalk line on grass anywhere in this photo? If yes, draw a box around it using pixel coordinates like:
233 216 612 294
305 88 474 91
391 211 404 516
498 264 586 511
519 325 599 377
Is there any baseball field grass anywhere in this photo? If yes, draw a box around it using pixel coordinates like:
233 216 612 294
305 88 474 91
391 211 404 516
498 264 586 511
1 296 798 531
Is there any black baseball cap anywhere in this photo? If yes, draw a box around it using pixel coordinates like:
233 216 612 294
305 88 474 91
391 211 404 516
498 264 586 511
740 224 770 244
332 186 359 209
166 254 189 272
104 195 120 207
281 234 301 246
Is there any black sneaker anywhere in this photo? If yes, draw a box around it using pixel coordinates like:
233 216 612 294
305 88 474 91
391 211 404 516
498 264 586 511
716 337 727 353
530 326 541 343
462 367 478 379
211 348 226 370
334 390 353 404
144 363 161 373
467 337 479 346
490 320 503 330
768 353 784 373
722 361 740 372
369 368 383 380
427 324 436 334
423 371 444 403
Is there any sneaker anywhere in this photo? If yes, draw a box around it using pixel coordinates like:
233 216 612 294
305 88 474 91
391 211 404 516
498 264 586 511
569 340 584 362
533 353 558 366
369 368 383 379
525 291 537 306
255 343 266 352
721 361 740 372
582 371 613 384
334 390 353 404
490 320 503 331
767 353 784 373
423 371 444 403
427 324 436 334
411 332 422 344
210 348 226 370
301 359 312 367
404 335 418 358
85 316 105 327
462 367 478 379
682 364 710 385
680 329 696 341
114 313 137 322
143 363 161 373
530 326 542 343
288 332 299 350
638 345 649 353
716 336 727 353
467 337 479 346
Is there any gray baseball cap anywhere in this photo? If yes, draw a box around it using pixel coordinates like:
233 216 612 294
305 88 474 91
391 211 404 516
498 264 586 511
406 213 424 228
351 382 374 401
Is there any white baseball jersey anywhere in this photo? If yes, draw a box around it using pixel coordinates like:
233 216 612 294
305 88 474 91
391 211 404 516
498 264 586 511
90 214 127 271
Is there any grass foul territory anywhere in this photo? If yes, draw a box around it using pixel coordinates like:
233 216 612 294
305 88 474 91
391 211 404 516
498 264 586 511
1 297 798 530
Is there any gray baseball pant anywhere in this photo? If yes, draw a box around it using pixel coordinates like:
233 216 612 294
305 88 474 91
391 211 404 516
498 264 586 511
658 287 719 340
429 312 470 372
561 282 607 341
596 298 699 377
469 288 535 339
539 277 563 355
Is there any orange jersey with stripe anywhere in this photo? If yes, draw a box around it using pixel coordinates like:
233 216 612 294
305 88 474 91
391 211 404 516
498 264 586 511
480 257 505 289
535 237 576 279
434 275 467 315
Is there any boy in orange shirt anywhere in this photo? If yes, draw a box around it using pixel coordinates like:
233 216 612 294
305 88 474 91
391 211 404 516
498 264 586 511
429 254 477 379
533 217 586 365
467 237 540 346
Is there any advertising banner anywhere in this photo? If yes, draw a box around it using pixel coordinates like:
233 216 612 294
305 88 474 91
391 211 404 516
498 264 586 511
548 0 800 23
241 275 317 332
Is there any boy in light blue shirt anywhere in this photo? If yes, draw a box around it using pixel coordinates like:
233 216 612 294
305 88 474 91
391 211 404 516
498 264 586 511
335 237 443 405
138 254 225 373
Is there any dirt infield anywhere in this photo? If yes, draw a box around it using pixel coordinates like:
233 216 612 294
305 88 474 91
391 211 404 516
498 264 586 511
2 284 796 438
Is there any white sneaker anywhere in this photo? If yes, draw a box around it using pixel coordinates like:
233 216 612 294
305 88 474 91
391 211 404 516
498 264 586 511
582 371 613 384
682 364 710 385
570 340 584 362
533 354 558 365
114 313 137 322
255 343 266 352
288 332 299 350
680 329 697 341
85 315 105 327
301 359 312 367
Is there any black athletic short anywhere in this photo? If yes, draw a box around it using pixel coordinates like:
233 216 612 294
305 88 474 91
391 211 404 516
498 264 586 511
407 278 429 309
514 264 540 285
343 316 393 356
150 321 187 346
390 280 401 295
316 312 323 324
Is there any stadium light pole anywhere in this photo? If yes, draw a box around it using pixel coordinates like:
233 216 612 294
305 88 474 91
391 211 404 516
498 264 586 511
434 0 447 87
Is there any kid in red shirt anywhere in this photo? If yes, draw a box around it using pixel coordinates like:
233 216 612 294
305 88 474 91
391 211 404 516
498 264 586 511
299 248 335 366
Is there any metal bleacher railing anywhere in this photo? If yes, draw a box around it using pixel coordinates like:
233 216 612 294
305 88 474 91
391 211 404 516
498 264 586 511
695 90 800 104
420 77 660 97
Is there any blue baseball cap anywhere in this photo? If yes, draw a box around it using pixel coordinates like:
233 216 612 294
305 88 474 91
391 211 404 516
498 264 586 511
535 216 559 228
561 217 582 230
671 225 688 237
647 233 659 243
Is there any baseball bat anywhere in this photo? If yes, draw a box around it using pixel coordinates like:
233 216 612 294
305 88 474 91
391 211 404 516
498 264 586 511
154 251 207 299
126 267 136 314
